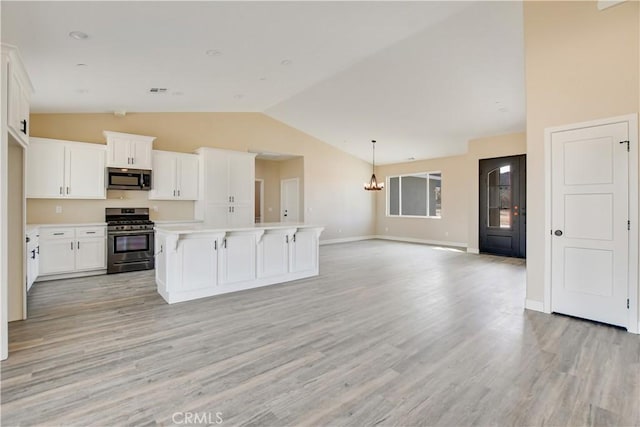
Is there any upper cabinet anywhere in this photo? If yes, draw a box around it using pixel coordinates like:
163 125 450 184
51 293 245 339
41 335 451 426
149 150 199 200
27 138 106 199
195 147 256 226
2 44 33 147
103 131 155 169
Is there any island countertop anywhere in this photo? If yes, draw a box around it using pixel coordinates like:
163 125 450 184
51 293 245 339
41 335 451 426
154 222 324 235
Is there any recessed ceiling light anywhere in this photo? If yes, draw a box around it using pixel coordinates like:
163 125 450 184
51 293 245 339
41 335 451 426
234 94 244 99
280 59 292 66
76 89 89 94
76 63 88 67
259 77 267 81
206 49 222 57
69 31 89 40
172 91 184 96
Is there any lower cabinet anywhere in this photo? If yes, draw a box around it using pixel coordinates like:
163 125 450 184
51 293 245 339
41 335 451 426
291 229 319 273
179 237 219 291
219 232 257 285
155 226 324 304
155 232 225 302
257 229 295 278
38 226 106 279
26 230 39 292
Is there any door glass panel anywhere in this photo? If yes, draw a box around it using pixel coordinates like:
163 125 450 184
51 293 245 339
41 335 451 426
488 165 511 229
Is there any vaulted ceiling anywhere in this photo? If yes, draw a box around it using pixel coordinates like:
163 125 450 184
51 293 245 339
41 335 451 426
1 1 524 164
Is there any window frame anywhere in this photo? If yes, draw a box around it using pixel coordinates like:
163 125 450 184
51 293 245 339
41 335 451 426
385 171 442 219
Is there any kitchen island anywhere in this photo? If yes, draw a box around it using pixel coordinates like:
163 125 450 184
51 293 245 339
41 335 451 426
154 223 324 303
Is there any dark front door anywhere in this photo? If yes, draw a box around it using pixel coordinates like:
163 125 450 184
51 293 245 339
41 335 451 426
479 155 526 258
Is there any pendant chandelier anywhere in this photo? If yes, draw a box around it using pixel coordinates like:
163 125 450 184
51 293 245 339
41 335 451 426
364 140 384 191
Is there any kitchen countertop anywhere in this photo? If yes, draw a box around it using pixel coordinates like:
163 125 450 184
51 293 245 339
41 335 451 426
27 222 108 229
155 222 324 235
152 219 203 225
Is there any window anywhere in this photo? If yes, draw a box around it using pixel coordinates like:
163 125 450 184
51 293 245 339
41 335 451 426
387 172 442 218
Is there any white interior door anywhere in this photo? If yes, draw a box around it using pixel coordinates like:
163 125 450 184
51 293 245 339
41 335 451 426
281 178 299 222
551 122 629 327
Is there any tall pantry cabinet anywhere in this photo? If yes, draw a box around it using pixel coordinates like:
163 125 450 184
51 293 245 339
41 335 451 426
195 148 256 227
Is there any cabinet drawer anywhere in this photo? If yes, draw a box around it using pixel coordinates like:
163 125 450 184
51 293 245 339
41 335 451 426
40 228 75 239
76 227 105 238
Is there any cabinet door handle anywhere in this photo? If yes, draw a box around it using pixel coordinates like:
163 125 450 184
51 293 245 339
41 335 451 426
31 249 36 259
37 245 39 254
59 186 63 195
77 241 80 249
223 238 227 249
173 190 176 197
293 234 296 243
66 187 70 195
86 231 96 234
286 235 289 243
214 240 217 251
177 190 180 197
20 119 27 134
70 241 74 250
232 196 235 203
231 206 234 213
53 232 64 236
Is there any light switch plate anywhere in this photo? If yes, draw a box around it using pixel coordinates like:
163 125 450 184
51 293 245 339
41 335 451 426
55 206 62 214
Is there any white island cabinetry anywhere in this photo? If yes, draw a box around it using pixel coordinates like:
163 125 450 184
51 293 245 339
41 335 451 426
155 223 323 304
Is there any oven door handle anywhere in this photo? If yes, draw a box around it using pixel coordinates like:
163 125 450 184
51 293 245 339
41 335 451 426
108 230 155 236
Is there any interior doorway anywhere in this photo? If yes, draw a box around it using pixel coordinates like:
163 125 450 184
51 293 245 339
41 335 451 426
479 154 526 258
255 179 264 223
281 178 299 222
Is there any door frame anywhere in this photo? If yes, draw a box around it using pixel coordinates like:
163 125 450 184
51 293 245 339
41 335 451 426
544 113 638 334
255 179 264 223
479 154 526 258
280 178 300 222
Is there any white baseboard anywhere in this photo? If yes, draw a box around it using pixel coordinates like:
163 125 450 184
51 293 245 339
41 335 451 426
373 235 467 249
467 247 479 254
525 299 545 312
320 235 376 245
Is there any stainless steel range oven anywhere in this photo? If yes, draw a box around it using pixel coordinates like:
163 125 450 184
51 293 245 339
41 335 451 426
106 208 154 274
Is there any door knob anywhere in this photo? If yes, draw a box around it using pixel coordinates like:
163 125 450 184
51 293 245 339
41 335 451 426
554 230 563 236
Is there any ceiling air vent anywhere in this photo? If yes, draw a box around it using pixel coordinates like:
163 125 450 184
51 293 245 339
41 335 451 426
149 88 168 94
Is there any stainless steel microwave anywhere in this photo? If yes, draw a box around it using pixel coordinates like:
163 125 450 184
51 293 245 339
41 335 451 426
107 168 152 191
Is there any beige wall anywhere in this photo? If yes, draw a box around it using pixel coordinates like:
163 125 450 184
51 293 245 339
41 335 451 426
8 141 24 322
524 0 639 303
375 154 469 246
466 133 526 251
374 132 525 248
29 113 376 240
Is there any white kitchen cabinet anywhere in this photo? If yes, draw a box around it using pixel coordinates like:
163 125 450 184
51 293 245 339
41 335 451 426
149 150 199 200
75 237 106 271
290 229 319 273
219 232 257 285
179 237 219 291
258 229 294 278
3 47 33 147
103 131 155 169
38 225 106 279
26 229 39 292
27 138 106 199
154 225 323 304
39 238 75 275
195 147 256 227
154 231 225 303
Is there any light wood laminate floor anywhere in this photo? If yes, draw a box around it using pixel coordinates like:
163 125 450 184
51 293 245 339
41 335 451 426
2 241 639 426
